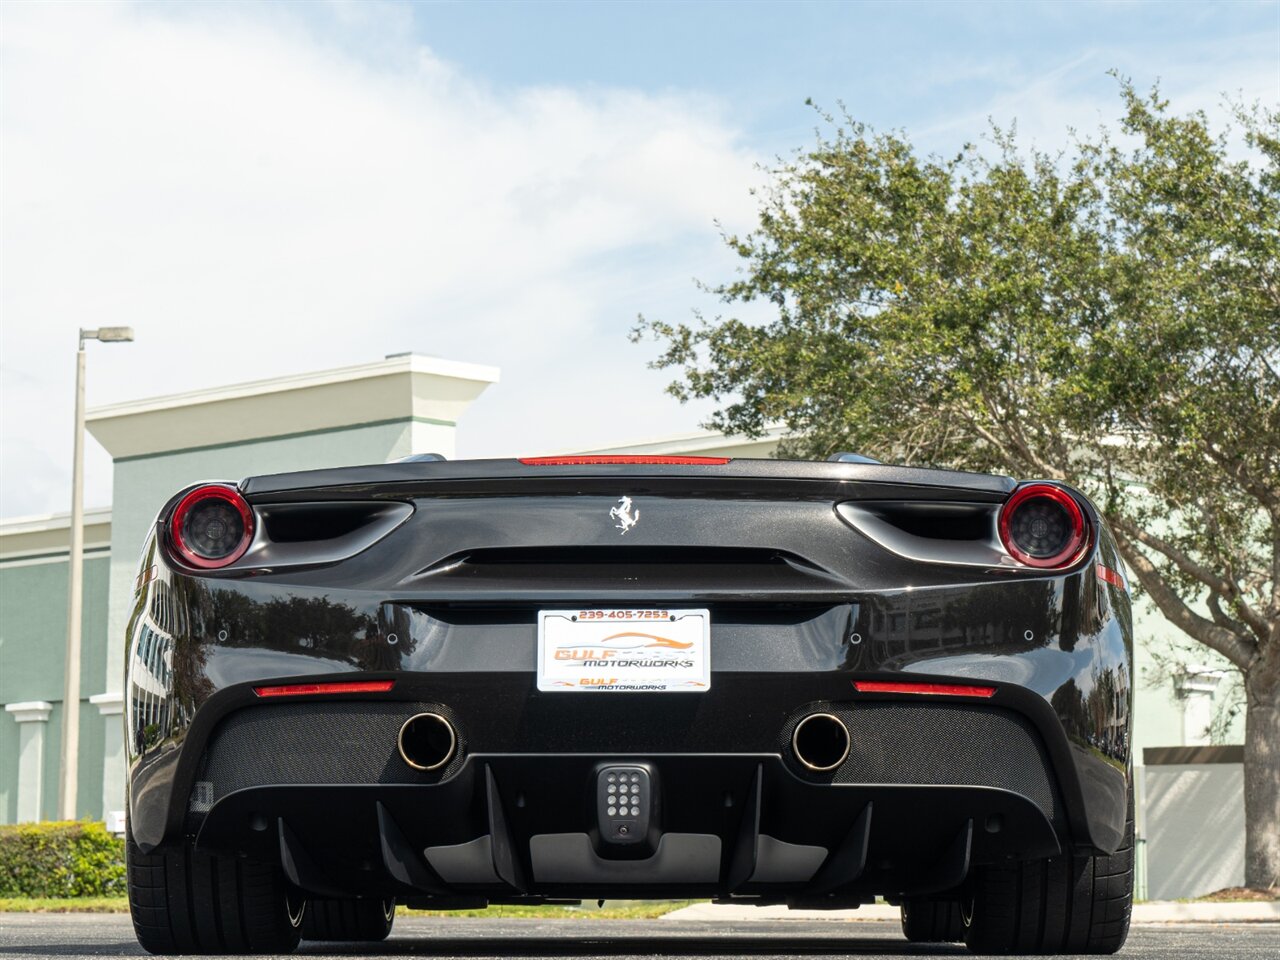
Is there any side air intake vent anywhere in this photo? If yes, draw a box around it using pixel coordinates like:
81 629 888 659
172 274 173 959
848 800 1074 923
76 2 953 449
859 502 993 541
262 502 400 543
838 500 1007 568
241 501 413 569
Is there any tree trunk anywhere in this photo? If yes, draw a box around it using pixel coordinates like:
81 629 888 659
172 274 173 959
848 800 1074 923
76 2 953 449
1243 653 1280 891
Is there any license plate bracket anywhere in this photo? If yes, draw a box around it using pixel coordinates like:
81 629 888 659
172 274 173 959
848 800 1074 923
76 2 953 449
536 608 711 692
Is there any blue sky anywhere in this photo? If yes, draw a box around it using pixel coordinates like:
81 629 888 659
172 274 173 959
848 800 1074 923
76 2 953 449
406 0 1277 150
2 0 1278 517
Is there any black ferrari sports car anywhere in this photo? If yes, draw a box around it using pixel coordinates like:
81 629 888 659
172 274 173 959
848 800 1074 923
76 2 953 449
123 455 1133 954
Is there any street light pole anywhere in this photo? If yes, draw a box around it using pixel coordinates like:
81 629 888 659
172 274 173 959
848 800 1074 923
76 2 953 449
59 327 133 821
60 339 86 821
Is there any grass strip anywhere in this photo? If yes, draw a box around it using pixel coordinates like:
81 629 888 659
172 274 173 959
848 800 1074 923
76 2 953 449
0 897 129 913
401 900 700 919
0 897 700 919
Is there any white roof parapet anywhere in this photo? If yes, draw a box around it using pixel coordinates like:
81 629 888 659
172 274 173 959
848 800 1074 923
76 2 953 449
0 506 113 535
86 353 500 460
0 506 113 561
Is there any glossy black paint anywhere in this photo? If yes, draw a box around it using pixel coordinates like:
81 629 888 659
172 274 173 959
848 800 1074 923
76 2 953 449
238 457 1017 500
123 459 1132 902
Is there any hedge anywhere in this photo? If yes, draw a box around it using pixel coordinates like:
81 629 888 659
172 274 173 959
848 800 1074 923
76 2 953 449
0 821 125 898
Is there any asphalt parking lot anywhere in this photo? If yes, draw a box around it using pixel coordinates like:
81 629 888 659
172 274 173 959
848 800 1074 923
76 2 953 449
1 914 1278 960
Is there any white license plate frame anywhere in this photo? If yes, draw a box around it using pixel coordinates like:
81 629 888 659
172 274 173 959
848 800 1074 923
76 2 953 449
536 608 711 693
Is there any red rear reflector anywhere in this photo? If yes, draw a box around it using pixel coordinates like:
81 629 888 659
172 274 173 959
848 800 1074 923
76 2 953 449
1096 564 1127 591
519 455 731 465
853 680 996 698
253 680 395 698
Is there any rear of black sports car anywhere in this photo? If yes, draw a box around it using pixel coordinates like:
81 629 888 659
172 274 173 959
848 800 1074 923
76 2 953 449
123 456 1133 954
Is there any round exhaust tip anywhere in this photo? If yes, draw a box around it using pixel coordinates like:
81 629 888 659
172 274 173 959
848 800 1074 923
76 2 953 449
397 712 457 771
792 712 851 772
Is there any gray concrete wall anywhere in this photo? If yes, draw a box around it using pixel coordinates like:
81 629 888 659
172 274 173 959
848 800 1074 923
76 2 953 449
1144 760 1244 900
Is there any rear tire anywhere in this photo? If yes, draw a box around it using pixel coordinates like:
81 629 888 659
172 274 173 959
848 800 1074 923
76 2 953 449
301 898 396 941
901 898 965 942
126 823 304 955
964 793 1134 955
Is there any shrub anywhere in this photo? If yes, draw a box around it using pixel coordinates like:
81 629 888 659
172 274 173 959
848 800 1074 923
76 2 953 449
0 820 125 898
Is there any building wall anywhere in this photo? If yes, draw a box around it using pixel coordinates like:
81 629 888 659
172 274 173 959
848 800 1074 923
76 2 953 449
1130 593 1244 756
0 553 110 823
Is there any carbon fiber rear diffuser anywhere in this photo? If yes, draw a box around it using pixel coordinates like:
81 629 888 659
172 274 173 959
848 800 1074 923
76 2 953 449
196 755 1059 905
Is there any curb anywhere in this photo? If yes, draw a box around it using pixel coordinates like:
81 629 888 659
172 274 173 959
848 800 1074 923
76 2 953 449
661 901 1280 924
1132 901 1280 923
662 903 900 922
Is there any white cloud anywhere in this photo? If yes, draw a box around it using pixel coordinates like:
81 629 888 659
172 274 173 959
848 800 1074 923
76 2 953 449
0 0 760 516
4 2 1276 520
910 33 1279 157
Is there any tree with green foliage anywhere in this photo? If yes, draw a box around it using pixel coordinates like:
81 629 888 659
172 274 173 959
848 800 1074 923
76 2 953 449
636 82 1280 889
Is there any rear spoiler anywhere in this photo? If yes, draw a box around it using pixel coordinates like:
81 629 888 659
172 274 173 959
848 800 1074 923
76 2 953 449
240 457 1016 500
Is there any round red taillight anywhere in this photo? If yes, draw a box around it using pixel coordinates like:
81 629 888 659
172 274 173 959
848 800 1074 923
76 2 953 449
169 485 254 569
998 484 1089 569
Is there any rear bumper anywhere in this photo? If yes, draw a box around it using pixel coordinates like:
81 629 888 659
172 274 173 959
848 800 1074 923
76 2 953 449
125 538 1132 894
128 668 1128 901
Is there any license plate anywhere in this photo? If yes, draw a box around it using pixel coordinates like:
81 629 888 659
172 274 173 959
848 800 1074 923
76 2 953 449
536 608 711 692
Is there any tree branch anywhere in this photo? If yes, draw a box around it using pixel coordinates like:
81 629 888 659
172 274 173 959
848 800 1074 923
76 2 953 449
1112 528 1258 671
1111 513 1270 643
965 418 1023 468
1110 514 1231 594
974 388 1064 478
1199 440 1280 515
1208 593 1247 635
